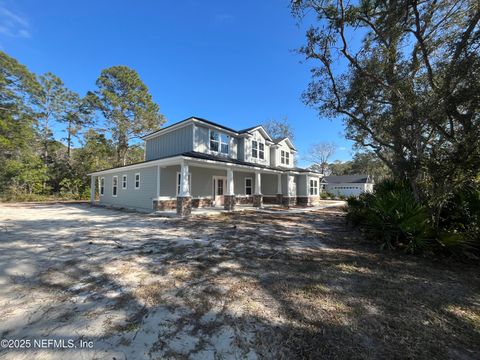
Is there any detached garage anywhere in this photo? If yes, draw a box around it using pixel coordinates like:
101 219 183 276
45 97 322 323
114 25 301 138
323 175 374 197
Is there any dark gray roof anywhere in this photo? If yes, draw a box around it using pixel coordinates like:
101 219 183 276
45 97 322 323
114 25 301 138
324 175 373 184
182 151 320 173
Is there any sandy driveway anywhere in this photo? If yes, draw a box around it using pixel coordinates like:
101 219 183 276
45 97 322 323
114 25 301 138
0 203 478 360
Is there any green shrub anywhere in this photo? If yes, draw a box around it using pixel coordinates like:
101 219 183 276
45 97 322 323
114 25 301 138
320 192 328 200
346 179 433 253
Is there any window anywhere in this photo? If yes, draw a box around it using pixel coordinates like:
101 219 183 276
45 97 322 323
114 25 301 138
135 173 140 189
122 175 127 189
259 143 265 160
176 172 192 196
210 130 229 155
252 140 264 160
100 177 105 196
245 177 252 195
112 176 118 197
281 150 290 165
309 179 319 195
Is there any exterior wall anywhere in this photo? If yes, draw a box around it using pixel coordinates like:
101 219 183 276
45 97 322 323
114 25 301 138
261 174 278 195
297 174 308 196
325 183 370 197
243 130 271 166
237 138 245 161
273 141 295 169
193 124 238 160
145 125 193 161
99 166 157 210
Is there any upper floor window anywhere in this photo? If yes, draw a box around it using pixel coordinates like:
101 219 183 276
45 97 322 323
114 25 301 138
210 130 229 155
281 150 290 165
252 141 265 160
309 179 318 195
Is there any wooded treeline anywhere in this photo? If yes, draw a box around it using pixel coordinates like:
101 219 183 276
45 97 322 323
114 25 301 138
0 51 165 200
292 0 479 256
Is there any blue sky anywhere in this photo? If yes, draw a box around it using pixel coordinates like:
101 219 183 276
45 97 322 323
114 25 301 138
0 0 355 166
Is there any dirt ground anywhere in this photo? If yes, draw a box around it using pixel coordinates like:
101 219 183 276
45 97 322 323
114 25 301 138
0 203 478 360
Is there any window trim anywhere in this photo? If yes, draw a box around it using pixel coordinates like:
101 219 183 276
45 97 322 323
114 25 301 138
281 150 290 165
309 178 319 196
209 129 230 155
251 140 265 160
134 173 140 189
112 176 118 197
245 177 253 196
122 174 127 189
176 172 192 196
100 177 105 196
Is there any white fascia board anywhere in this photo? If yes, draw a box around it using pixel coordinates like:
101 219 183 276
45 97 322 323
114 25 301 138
88 156 184 176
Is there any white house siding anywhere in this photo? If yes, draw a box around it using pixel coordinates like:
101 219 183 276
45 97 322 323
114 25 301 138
99 166 157 210
145 125 193 161
244 130 270 166
274 141 294 169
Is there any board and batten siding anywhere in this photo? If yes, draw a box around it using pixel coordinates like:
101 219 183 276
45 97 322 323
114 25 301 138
99 166 157 210
145 125 194 161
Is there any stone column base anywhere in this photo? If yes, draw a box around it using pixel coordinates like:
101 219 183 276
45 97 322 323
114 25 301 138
282 196 296 207
253 194 263 208
276 193 283 205
176 196 192 217
296 196 309 207
224 195 236 211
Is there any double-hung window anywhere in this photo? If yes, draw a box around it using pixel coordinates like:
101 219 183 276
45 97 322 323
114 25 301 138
252 141 258 158
281 150 290 165
309 179 318 195
252 141 264 160
122 175 127 189
112 176 118 197
210 130 229 155
100 177 105 196
135 173 140 189
245 177 252 195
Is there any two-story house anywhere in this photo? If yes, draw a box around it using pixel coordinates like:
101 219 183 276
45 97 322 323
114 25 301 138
89 117 323 215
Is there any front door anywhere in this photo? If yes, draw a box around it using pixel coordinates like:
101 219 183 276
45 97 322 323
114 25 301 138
213 176 226 207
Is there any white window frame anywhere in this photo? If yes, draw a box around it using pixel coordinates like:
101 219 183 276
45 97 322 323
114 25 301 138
100 177 105 196
281 150 290 165
252 140 258 158
135 173 140 189
245 177 253 196
259 142 265 160
122 174 127 189
209 129 229 155
112 176 118 197
309 178 319 196
176 172 192 196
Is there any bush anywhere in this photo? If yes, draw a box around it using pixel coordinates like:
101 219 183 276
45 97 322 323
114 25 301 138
346 179 433 253
320 192 329 200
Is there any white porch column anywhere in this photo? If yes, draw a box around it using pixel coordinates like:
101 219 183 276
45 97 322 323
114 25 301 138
226 168 234 196
288 174 296 197
90 176 95 204
156 165 161 198
277 173 282 194
254 171 262 195
179 161 190 197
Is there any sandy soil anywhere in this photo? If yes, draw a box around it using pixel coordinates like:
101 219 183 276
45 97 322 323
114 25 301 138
0 203 478 360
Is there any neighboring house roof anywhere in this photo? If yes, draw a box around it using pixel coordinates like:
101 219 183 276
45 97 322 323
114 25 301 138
323 175 373 184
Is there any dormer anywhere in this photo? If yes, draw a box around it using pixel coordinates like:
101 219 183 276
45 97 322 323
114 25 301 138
271 137 296 168
239 126 273 165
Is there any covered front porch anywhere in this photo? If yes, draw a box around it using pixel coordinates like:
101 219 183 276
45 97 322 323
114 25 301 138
152 159 297 216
